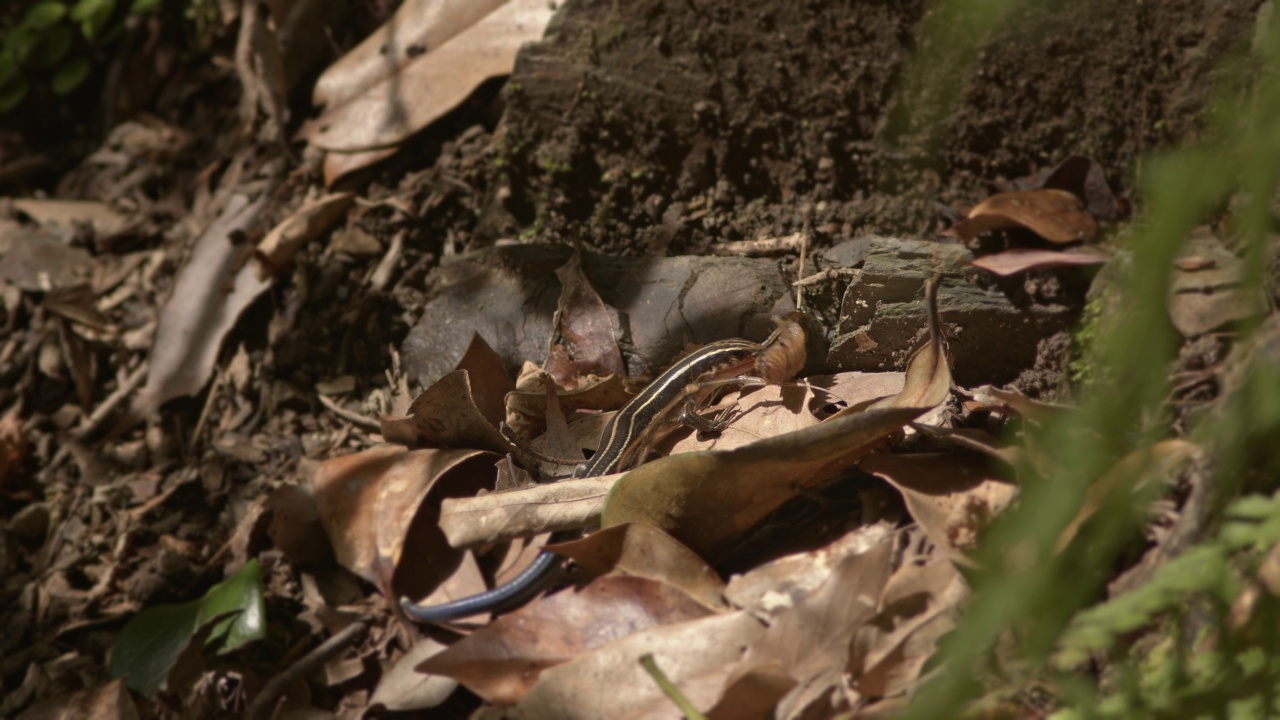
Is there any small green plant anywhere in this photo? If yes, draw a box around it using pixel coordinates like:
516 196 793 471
0 0 161 112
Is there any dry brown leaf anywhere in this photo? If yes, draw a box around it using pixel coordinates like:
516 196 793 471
505 370 630 440
947 188 1097 244
418 575 717 705
860 453 1016 557
848 558 966 699
992 155 1124 222
255 192 354 270
511 611 765 718
370 638 459 712
868 278 951 412
545 251 625 389
968 247 1108 276
552 523 729 611
381 370 515 456
10 198 134 243
321 146 398 187
309 445 498 597
133 192 273 414
300 0 555 153
724 522 898 618
0 230 92 291
664 383 818 456
727 540 895 719
455 332 515 427
311 0 508 109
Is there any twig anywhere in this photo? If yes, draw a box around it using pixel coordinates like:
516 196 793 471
245 621 368 720
72 360 148 441
639 653 707 720
368 229 405 292
793 267 860 287
318 394 382 433
706 232 806 257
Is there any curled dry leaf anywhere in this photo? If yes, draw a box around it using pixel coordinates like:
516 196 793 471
505 370 630 440
454 332 514 427
255 192 354 271
380 370 514 456
545 251 625 389
551 523 729 611
417 575 717 705
309 445 499 598
947 188 1098 244
968 247 1108 276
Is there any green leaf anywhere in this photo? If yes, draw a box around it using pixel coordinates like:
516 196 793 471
110 560 266 694
30 26 73 68
129 0 160 13
110 600 201 693
4 26 41 63
51 55 90 95
25 2 68 29
197 560 266 654
0 77 29 113
71 0 114 40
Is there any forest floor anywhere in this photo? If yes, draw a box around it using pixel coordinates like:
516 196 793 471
1 0 1278 718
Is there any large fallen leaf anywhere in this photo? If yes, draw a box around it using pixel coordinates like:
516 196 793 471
311 0 508 109
10 197 134 243
847 556 966 699
300 0 555 154
309 445 498 596
724 522 898 618
732 539 895 689
860 453 1017 557
946 188 1097 244
552 523 729 611
601 405 926 558
418 575 716 705
133 192 273 414
511 611 765 719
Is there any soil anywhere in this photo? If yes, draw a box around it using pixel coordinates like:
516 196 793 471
0 0 1272 716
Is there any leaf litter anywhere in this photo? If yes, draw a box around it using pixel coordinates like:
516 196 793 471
5 2 1274 717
